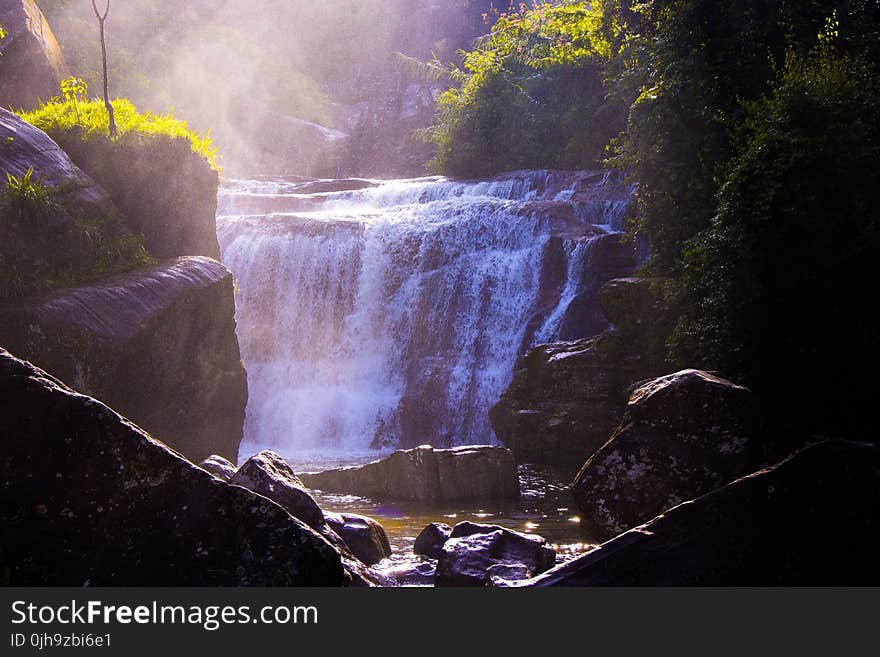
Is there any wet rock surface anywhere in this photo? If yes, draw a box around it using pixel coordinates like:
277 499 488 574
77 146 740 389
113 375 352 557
435 521 556 587
573 369 760 541
0 349 345 586
522 441 880 586
413 522 452 559
325 512 392 566
300 445 520 504
0 108 109 212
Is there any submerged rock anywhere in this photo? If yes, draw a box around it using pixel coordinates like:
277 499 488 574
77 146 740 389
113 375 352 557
382 561 437 587
230 450 325 530
199 454 237 481
521 441 880 586
0 1 69 109
413 522 453 559
0 349 345 586
0 257 248 463
573 369 760 541
435 522 556 587
300 445 519 503
325 512 392 566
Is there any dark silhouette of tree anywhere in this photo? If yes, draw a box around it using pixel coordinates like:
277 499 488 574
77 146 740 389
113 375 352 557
91 0 117 138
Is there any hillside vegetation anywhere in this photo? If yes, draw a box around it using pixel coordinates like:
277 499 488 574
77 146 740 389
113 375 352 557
427 0 880 441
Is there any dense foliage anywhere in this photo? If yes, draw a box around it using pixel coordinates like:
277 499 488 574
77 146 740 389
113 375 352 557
671 25 880 437
424 1 626 177
431 0 880 440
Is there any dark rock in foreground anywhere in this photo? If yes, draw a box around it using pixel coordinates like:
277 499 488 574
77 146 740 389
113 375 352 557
326 512 392 566
230 451 325 530
229 450 394 586
0 349 345 586
0 1 69 109
199 454 237 481
414 522 453 559
300 445 519 504
0 257 248 463
435 522 556 587
516 441 879 586
573 369 760 541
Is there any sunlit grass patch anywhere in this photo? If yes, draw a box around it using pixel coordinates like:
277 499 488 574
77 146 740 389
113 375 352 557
18 98 218 171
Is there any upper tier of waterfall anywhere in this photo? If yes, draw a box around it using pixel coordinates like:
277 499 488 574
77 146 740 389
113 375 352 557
217 170 636 459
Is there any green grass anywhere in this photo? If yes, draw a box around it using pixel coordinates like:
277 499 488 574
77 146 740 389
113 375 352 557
18 98 219 170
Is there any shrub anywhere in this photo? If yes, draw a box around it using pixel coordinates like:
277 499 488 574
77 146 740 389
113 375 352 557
422 1 626 178
19 97 218 170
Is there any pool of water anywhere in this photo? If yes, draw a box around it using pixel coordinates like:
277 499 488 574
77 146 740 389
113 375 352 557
286 454 599 584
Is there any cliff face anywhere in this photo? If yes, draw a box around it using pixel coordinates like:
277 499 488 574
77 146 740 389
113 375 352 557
0 258 248 463
0 0 69 109
55 134 222 260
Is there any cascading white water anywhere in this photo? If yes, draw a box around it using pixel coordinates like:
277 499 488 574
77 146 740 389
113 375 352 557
217 170 633 459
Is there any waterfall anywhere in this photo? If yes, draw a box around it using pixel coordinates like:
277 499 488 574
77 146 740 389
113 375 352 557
217 170 634 458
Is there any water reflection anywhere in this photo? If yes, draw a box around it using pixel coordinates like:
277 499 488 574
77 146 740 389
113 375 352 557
288 456 600 582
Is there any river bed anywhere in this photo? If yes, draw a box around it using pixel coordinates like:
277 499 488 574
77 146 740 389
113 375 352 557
285 453 599 583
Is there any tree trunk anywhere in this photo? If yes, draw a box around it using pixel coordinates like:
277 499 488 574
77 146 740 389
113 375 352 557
92 1 117 138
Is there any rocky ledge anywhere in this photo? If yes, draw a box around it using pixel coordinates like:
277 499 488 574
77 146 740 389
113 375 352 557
0 257 248 463
491 277 672 469
0 349 344 586
300 445 519 504
512 440 879 586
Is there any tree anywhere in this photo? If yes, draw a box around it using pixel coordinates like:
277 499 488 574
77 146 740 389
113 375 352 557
91 0 117 138
671 23 880 440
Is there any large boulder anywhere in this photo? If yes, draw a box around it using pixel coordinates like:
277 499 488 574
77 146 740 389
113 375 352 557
573 370 761 541
0 1 69 109
0 108 109 212
0 257 248 463
435 522 556 587
0 349 345 586
491 331 656 469
413 522 453 559
300 445 519 504
519 441 880 586
229 451 324 530
325 512 392 566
